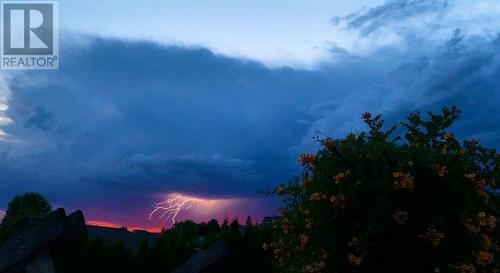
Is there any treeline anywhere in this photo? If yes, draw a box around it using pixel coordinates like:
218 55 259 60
52 217 275 273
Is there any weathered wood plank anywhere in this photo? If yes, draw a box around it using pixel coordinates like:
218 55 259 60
65 210 87 239
0 208 68 272
172 241 227 273
24 248 55 273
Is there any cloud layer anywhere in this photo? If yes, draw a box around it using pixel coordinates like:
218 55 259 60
0 39 352 226
0 0 499 228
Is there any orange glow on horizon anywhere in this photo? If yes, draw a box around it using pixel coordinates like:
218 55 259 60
87 220 162 233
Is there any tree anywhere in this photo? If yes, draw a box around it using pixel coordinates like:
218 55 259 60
246 216 254 227
270 107 499 273
207 219 220 233
0 192 52 241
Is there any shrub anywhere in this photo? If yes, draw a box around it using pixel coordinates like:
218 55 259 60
0 192 52 242
270 107 498 273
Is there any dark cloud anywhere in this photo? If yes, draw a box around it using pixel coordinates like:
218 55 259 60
0 37 373 219
331 0 450 35
24 105 55 131
0 1 499 226
300 31 500 153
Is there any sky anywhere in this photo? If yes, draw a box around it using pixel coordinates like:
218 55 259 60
0 0 499 231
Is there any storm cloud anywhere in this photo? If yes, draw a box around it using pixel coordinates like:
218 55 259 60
0 0 499 227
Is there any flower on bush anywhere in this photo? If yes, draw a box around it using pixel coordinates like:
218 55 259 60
480 234 492 250
276 186 286 194
393 172 414 191
442 133 453 140
299 153 316 168
419 228 445 247
334 170 349 184
310 192 326 201
475 251 494 267
329 194 348 208
453 264 476 273
431 163 448 177
348 254 362 265
393 210 409 225
464 218 481 235
301 177 313 189
477 212 496 230
300 234 309 248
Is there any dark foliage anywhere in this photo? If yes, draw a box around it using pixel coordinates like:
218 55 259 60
0 192 52 242
52 217 275 273
270 107 499 273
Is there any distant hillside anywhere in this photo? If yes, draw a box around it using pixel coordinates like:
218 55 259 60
86 225 160 252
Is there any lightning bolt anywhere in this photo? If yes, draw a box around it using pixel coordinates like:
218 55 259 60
148 195 196 225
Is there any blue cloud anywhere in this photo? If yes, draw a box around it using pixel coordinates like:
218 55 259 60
332 0 450 35
24 105 55 131
0 1 499 221
0 37 354 215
